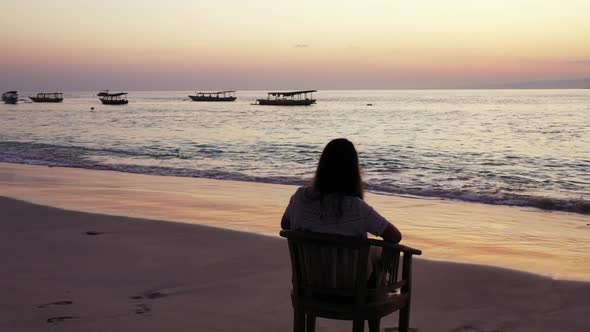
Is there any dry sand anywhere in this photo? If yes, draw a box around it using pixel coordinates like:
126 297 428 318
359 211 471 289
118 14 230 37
2 197 590 332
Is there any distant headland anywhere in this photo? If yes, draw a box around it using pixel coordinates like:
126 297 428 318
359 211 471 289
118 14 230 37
471 77 590 89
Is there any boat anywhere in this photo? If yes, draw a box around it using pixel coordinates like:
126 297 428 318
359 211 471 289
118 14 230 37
255 90 316 106
97 91 128 105
189 91 237 102
1 91 18 104
29 92 63 103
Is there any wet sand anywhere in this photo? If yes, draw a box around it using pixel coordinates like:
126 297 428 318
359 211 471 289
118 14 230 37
1 162 589 280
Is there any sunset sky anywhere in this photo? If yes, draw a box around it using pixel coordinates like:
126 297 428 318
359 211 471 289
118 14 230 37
2 0 590 90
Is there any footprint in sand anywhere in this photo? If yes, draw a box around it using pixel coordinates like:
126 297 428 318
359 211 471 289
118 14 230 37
135 303 151 315
146 292 168 299
130 291 168 300
85 231 108 236
451 326 480 332
47 316 78 324
37 300 73 309
450 326 502 332
130 291 168 315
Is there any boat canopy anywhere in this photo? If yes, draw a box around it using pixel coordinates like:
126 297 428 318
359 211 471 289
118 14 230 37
267 90 317 97
98 92 127 97
36 92 63 97
195 91 235 95
97 90 127 97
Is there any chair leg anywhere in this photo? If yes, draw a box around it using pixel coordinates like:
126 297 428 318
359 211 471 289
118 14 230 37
353 320 365 332
293 307 305 332
368 318 381 332
306 315 316 332
399 306 410 332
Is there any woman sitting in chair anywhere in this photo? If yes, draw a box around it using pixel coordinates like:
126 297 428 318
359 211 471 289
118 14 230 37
281 137 402 264
281 139 414 332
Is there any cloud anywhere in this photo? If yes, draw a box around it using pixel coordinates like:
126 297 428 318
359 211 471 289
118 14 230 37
292 44 310 48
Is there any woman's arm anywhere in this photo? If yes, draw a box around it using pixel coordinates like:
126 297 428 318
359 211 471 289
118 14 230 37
360 199 402 243
380 222 402 244
281 212 290 230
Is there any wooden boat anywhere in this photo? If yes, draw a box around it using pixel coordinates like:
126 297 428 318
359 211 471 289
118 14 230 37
189 91 237 102
256 90 316 106
30 92 63 103
1 91 18 104
97 91 128 105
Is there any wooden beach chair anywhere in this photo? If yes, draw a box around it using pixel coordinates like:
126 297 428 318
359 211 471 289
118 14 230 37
279 230 422 332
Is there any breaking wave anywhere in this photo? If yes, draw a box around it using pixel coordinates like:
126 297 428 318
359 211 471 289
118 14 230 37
1 141 588 215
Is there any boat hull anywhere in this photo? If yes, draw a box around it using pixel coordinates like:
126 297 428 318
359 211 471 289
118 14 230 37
256 99 316 106
99 99 128 105
189 95 237 102
2 94 18 104
30 97 63 103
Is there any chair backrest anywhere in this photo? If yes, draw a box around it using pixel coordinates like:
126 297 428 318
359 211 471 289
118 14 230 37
280 230 374 303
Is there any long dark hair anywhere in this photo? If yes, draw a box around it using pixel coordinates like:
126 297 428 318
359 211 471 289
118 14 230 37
313 138 363 200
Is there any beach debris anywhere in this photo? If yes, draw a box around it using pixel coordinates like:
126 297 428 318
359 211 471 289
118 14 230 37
46 316 78 324
37 300 73 309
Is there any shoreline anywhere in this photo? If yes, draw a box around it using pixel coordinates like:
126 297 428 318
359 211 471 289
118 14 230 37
1 162 590 281
0 156 587 215
2 196 590 331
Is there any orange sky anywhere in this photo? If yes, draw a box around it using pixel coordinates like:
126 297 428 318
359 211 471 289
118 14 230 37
2 0 590 90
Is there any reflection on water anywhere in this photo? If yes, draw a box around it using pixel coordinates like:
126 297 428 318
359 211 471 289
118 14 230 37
0 90 589 213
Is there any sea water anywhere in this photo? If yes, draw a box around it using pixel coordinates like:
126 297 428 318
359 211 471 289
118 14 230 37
1 90 588 214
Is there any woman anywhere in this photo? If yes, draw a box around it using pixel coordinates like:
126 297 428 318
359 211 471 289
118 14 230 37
281 138 402 243
282 139 402 332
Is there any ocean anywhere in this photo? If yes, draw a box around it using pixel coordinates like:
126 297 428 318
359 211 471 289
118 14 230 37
1 90 589 214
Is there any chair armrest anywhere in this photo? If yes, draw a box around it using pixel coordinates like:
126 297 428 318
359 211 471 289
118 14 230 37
280 230 422 255
365 238 422 255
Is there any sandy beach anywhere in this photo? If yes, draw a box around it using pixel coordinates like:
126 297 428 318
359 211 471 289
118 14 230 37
1 163 590 331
